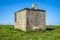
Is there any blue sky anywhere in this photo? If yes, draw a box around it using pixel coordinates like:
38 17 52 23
0 0 60 25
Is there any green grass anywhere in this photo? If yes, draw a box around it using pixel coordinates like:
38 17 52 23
0 25 60 40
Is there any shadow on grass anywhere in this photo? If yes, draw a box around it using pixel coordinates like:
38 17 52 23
46 28 55 31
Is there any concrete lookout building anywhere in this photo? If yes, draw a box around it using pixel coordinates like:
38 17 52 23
14 3 46 31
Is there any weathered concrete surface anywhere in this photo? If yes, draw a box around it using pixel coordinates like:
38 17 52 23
26 10 46 30
14 10 27 31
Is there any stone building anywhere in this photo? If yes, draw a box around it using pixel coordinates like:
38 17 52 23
14 3 46 31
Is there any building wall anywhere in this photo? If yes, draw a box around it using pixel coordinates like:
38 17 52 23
39 11 46 30
26 10 46 30
14 9 46 31
14 10 27 31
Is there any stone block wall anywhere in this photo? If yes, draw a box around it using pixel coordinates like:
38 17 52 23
26 10 45 30
14 10 27 31
15 9 46 31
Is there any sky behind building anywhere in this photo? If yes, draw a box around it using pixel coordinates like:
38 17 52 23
0 0 60 25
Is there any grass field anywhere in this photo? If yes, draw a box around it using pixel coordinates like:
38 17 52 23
0 25 60 40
